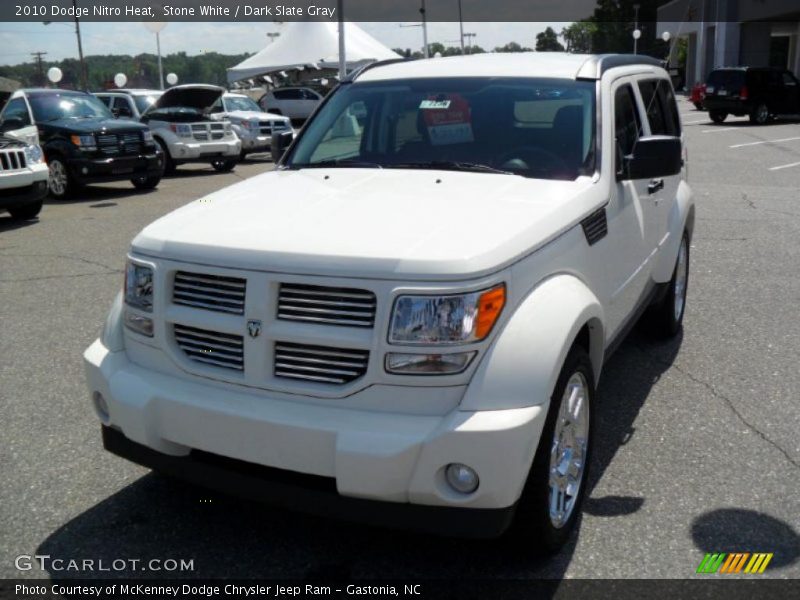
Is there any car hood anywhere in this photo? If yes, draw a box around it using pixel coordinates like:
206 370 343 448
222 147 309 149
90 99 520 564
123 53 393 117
153 85 224 111
132 169 603 281
44 117 146 133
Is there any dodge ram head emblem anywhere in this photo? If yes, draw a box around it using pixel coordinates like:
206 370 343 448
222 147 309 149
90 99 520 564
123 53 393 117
247 320 262 338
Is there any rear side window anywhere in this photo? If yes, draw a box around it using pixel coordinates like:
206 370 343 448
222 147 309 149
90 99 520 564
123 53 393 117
707 70 745 89
274 89 303 100
638 79 681 136
96 95 111 107
614 84 642 171
2 97 31 125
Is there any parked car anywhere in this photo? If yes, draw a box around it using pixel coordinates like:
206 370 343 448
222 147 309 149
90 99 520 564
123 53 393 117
95 89 163 120
704 66 800 124
140 84 241 173
209 93 292 159
258 86 324 121
689 82 706 110
0 89 163 199
0 134 49 220
85 53 693 552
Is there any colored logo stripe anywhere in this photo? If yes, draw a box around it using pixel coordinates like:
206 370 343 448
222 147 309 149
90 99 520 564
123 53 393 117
696 553 774 574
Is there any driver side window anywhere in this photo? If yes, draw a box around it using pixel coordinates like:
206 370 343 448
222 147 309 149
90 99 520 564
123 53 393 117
614 84 642 177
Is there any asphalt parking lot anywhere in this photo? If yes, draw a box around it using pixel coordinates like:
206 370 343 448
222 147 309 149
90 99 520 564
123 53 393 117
1 101 799 582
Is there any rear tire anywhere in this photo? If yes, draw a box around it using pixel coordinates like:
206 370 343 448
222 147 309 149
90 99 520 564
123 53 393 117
709 111 727 124
693 102 703 110
8 200 43 220
211 158 237 172
644 232 690 339
750 103 769 125
510 345 595 555
131 174 161 190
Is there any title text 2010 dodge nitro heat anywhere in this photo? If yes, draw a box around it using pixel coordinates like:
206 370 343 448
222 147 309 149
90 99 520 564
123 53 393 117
84 53 694 552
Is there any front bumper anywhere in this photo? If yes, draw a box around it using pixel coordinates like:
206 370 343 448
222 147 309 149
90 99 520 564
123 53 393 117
168 139 241 162
0 179 48 210
68 150 164 184
239 134 272 153
84 338 546 535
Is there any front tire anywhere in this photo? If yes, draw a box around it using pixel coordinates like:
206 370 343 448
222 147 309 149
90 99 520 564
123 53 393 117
131 174 161 190
47 157 75 199
8 200 43 220
211 158 237 172
156 139 176 174
512 345 595 555
644 232 690 338
709 111 728 124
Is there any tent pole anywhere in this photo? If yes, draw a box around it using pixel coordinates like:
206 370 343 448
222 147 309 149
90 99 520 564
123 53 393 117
338 0 346 80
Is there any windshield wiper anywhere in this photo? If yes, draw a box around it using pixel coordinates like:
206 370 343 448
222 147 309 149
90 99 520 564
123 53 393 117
293 158 383 169
388 161 517 176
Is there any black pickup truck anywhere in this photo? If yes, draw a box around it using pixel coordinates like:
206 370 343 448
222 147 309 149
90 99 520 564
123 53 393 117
0 89 164 199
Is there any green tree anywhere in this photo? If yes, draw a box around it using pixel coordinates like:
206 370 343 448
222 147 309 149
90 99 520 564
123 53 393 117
561 21 598 53
535 27 565 52
494 42 532 53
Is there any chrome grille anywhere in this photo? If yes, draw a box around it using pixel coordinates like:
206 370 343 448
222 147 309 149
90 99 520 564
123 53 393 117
174 324 244 371
274 342 369 384
173 271 246 315
277 284 376 328
0 150 26 171
258 120 290 135
96 132 142 156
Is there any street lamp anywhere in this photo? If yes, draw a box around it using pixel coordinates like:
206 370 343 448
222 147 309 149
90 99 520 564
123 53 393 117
266 32 280 44
457 0 465 54
43 0 87 90
463 32 477 54
633 3 641 55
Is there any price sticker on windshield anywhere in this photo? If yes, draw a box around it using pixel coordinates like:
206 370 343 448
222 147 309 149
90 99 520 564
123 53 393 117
421 94 474 146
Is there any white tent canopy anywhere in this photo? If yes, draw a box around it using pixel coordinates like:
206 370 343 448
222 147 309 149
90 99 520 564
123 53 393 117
227 22 401 84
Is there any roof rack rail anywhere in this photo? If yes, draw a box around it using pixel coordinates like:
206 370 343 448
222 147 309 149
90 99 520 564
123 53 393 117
576 54 664 80
342 58 413 83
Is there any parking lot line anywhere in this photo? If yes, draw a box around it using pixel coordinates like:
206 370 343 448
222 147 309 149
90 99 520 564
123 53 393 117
730 136 800 148
701 127 738 133
768 161 800 171
683 119 710 125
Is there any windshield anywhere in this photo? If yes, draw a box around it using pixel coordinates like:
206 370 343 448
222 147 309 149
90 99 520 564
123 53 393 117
133 93 162 113
29 93 113 122
224 96 261 112
286 77 596 180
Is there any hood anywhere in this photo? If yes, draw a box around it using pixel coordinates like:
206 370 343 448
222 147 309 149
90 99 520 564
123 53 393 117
132 169 603 281
153 85 224 111
43 117 147 133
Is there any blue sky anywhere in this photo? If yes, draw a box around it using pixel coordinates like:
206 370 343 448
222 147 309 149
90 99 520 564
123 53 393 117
0 21 569 66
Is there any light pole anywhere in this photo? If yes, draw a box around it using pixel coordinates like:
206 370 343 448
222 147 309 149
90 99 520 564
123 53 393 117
43 2 87 90
337 0 346 80
420 0 429 58
457 0 465 54
266 32 280 44
633 3 641 55
144 22 167 90
463 32 476 54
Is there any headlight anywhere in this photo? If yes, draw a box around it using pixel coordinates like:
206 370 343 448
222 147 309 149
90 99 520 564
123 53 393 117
224 122 232 134
124 260 153 312
24 144 44 165
70 134 96 151
170 123 192 137
389 284 506 345
142 130 154 143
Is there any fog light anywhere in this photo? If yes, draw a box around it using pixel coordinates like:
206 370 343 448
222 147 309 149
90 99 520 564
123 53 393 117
93 392 110 424
445 463 479 494
123 308 154 337
385 352 475 375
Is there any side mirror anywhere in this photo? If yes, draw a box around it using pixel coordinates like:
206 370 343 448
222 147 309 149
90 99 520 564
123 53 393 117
622 136 683 181
0 117 24 132
271 130 293 164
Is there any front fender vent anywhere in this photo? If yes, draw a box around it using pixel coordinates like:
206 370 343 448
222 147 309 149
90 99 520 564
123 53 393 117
581 208 608 246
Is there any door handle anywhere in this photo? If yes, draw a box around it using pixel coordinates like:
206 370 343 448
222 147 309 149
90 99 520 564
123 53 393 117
648 178 664 194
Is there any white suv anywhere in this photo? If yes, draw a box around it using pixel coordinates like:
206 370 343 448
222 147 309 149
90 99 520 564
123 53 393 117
140 84 241 173
209 93 292 159
0 134 49 220
84 54 694 551
258 86 325 121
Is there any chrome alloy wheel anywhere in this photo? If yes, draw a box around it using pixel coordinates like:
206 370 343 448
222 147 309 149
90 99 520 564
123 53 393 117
674 237 689 322
48 160 68 197
756 104 769 124
549 372 590 528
